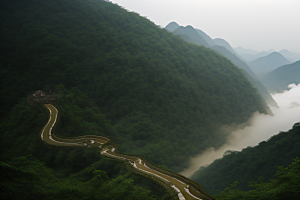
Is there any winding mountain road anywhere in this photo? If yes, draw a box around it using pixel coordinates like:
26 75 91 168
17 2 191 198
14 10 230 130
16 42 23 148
41 104 213 200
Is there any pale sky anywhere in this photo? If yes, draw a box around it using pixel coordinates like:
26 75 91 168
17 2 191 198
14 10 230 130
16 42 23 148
110 0 300 53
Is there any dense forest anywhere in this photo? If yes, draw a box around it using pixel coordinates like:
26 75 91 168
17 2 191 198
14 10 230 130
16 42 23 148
1 0 270 172
0 87 170 199
215 157 300 200
190 122 300 195
166 23 277 107
0 0 280 199
0 153 168 200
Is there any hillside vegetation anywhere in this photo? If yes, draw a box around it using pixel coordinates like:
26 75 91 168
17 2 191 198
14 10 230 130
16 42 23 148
215 157 300 200
166 22 277 107
190 122 300 195
0 88 169 200
0 154 166 200
1 0 269 173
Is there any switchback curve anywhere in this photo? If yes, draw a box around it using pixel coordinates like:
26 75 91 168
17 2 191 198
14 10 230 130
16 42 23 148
40 104 214 200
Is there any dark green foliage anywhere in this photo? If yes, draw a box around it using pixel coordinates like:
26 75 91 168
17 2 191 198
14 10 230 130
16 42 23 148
214 157 300 200
210 46 257 79
170 24 277 108
0 155 162 200
191 122 300 195
210 45 278 107
0 0 270 172
53 85 114 138
0 0 288 199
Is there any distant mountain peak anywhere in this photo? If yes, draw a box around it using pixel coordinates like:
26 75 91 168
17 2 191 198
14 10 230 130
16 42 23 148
234 47 259 56
186 25 194 28
262 60 300 93
267 51 285 58
168 21 179 26
279 49 291 53
172 25 209 47
267 49 275 52
278 49 300 62
253 51 290 62
165 22 180 32
249 51 292 76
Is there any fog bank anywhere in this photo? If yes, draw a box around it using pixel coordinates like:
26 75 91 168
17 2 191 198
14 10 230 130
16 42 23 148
180 83 300 178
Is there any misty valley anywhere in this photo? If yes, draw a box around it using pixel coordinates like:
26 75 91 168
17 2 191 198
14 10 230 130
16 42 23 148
1 0 299 200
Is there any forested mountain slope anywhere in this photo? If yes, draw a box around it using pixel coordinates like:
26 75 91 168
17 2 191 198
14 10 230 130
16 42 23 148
164 22 277 107
210 46 257 79
195 29 215 46
0 155 165 200
172 25 210 47
190 122 300 195
210 46 278 107
1 0 269 173
212 38 237 55
0 87 169 199
215 157 300 200
261 60 300 93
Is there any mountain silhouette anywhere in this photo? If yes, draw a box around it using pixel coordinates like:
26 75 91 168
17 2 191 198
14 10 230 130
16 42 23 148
279 49 300 62
212 38 246 61
165 21 179 32
234 47 259 55
238 49 275 62
213 38 237 55
172 25 209 47
211 46 256 78
195 29 215 46
164 22 277 107
261 60 300 93
248 52 292 77
211 45 277 107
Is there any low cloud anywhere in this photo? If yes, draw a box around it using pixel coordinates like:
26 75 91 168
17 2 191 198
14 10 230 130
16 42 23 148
180 83 300 178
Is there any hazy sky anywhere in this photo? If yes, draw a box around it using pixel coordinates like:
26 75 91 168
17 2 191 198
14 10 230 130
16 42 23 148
110 0 300 53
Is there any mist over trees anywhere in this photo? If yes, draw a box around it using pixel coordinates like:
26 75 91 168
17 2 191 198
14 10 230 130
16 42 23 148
1 0 292 199
1 0 270 172
190 122 300 195
165 22 277 107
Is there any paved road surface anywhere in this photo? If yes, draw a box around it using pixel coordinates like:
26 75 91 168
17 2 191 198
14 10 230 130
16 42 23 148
41 104 213 200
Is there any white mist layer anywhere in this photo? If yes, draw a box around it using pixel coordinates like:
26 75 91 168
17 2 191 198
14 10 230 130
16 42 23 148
180 83 300 178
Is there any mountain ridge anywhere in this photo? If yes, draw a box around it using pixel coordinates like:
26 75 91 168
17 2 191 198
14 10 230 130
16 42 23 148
165 21 179 32
248 52 292 77
1 0 270 173
172 25 210 47
261 60 300 93
164 22 277 107
190 122 300 195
